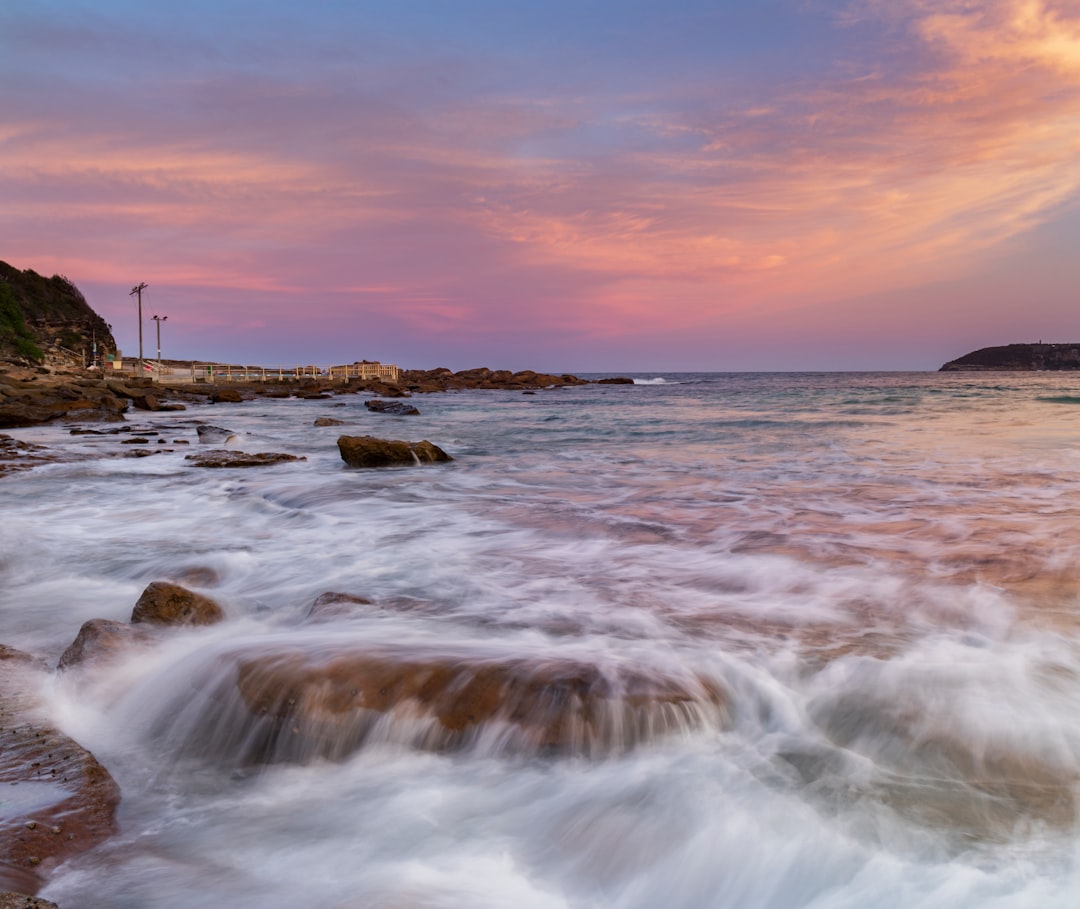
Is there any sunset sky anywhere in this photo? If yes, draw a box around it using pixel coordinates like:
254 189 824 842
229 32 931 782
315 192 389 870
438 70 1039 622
3 0 1080 371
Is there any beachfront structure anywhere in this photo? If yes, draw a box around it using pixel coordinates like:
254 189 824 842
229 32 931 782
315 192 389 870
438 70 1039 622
132 360 401 384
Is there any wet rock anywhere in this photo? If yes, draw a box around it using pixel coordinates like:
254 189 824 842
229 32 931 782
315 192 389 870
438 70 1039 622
306 592 375 620
209 388 243 403
337 435 452 468
57 619 155 671
159 646 730 765
129 393 159 411
0 893 61 908
131 581 224 627
313 417 345 427
365 400 420 416
185 450 305 468
596 377 635 384
0 647 120 894
195 424 237 444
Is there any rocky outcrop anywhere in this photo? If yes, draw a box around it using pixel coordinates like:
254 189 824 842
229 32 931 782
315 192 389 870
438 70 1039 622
184 450 305 468
0 374 128 428
130 581 224 627
940 343 1080 371
0 261 116 366
0 646 120 895
337 435 452 468
365 400 420 416
400 367 589 393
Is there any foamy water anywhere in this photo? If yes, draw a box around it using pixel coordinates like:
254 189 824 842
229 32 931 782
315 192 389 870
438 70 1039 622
5 372 1080 907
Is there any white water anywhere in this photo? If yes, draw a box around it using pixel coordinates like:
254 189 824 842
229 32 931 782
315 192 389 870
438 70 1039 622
3 373 1080 907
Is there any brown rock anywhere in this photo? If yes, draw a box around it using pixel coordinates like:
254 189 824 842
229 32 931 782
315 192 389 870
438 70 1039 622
184 450 305 468
179 647 731 764
0 648 120 894
57 618 155 671
129 393 159 411
210 388 243 403
314 416 346 427
337 435 452 468
131 581 224 626
0 893 61 908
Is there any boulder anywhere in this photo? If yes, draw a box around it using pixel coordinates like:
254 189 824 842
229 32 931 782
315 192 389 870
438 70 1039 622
131 581 224 627
365 400 420 416
209 388 243 403
185 450 305 468
313 416 345 427
57 618 154 671
164 646 731 764
337 435 452 468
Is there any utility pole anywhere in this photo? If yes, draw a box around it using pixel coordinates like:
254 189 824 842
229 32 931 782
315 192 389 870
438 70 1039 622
130 282 148 371
152 314 167 375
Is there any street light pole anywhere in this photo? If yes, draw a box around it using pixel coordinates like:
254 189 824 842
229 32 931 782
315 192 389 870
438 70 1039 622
130 282 148 371
152 315 167 374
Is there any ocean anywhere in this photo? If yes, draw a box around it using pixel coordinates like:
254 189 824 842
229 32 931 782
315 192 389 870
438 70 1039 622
5 370 1080 908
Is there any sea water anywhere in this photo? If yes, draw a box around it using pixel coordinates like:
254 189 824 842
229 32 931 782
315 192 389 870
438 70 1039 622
4 372 1080 907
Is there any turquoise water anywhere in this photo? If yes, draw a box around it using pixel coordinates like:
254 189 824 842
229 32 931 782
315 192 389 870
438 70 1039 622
4 371 1080 907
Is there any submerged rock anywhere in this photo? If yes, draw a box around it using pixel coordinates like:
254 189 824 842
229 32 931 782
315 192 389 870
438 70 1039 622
337 435 451 468
313 416 345 427
131 581 224 627
0 647 120 895
149 645 730 765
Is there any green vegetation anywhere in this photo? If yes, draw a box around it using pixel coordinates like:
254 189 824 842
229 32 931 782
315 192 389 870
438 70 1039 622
0 260 116 363
0 279 44 361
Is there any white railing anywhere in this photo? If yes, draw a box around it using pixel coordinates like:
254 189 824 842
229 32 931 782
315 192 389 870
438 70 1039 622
186 362 400 384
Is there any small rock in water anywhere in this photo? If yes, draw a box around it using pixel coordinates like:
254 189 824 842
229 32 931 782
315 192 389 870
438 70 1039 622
195 424 238 444
337 435 451 468
131 581 225 627
365 400 420 416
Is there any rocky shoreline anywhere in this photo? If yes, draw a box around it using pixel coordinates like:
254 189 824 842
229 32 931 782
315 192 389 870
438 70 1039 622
0 357 634 903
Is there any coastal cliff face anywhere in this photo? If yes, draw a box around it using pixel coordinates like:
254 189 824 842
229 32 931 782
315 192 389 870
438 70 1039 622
939 343 1080 371
0 261 116 367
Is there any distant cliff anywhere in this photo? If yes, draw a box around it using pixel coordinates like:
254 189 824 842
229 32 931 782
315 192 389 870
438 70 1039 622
0 260 116 365
939 343 1080 371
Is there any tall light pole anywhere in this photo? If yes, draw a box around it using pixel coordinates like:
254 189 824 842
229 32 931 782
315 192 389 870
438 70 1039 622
130 282 148 371
152 314 167 374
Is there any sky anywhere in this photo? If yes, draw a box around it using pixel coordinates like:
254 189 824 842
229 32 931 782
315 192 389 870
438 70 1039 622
3 0 1080 372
